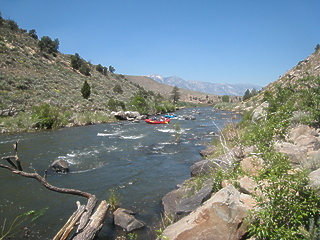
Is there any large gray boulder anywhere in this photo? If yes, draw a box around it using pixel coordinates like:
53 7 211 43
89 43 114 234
252 102 269 122
125 111 140 119
190 159 218 176
274 142 308 164
112 111 127 120
275 125 320 164
162 181 213 221
309 168 320 188
51 159 69 173
113 208 145 232
161 185 253 240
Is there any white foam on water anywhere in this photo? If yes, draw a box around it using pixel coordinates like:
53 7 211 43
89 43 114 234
119 134 144 140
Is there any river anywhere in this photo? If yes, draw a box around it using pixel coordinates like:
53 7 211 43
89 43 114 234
0 107 239 239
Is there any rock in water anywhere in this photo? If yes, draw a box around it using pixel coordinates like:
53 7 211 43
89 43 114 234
51 159 69 173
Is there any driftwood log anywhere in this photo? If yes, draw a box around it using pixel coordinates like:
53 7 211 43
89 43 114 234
0 140 110 240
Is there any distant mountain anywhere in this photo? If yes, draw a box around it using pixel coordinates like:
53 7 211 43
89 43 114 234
148 74 262 96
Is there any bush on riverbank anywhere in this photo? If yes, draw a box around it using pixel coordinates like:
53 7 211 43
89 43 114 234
0 104 116 133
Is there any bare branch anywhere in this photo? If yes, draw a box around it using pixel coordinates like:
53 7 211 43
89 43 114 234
1 141 109 240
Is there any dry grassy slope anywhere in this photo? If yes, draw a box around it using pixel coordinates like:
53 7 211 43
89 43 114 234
0 22 144 114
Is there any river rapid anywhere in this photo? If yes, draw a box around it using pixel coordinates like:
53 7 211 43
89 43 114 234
0 107 240 239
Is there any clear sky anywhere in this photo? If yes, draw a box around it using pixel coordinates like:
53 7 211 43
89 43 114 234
1 0 319 87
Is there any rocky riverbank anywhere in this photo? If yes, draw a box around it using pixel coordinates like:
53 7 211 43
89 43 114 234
159 124 320 240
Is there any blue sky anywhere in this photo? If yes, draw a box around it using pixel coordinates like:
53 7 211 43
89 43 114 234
1 0 319 87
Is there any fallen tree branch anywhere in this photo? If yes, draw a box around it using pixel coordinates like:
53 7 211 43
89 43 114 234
0 141 109 240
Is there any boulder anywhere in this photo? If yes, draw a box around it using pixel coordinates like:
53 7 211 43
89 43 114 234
295 135 320 150
113 208 145 232
112 111 127 120
289 125 318 142
309 168 320 188
162 181 213 221
161 185 252 240
274 142 308 164
199 146 215 157
237 176 258 195
240 156 264 176
125 111 140 119
175 181 213 218
190 159 218 177
51 159 69 173
162 185 193 220
252 102 269 122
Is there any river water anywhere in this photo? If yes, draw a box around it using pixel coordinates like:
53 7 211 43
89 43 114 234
0 107 239 239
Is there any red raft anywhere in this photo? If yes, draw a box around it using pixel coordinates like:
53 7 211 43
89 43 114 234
144 118 170 124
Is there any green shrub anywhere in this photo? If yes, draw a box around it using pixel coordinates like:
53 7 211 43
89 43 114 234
129 93 150 114
222 95 230 103
113 84 123 94
81 80 91 99
32 103 64 129
248 152 320 239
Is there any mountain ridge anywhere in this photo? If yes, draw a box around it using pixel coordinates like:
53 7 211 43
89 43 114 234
148 74 262 96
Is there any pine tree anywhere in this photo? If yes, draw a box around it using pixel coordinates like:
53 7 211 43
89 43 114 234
81 80 91 99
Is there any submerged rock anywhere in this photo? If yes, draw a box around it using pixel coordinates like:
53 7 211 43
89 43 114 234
51 159 69 173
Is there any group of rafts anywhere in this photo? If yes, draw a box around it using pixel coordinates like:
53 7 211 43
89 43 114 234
144 114 177 124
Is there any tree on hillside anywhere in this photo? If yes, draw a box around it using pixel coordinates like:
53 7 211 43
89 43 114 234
243 89 251 101
79 62 91 76
81 80 91 99
7 19 19 31
103 66 108 76
38 36 59 55
108 65 115 73
71 53 81 70
315 44 320 52
222 95 230 103
71 53 91 76
96 64 104 73
171 86 180 104
0 12 3 26
28 29 38 39
243 88 259 101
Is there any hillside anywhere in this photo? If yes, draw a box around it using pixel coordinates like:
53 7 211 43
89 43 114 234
148 74 262 96
0 17 235 133
0 20 141 114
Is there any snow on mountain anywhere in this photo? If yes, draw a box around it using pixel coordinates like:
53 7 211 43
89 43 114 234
147 75 262 96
